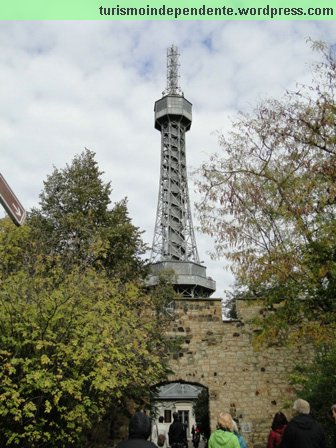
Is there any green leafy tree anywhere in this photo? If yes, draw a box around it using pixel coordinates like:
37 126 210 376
195 42 336 431
195 42 336 346
0 150 175 447
29 148 147 282
193 389 210 440
291 346 336 446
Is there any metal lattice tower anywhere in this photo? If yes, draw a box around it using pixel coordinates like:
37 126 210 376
151 45 199 264
148 45 216 298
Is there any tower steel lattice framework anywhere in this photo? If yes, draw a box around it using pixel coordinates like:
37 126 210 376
148 45 216 298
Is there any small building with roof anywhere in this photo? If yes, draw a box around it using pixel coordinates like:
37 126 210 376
152 382 204 438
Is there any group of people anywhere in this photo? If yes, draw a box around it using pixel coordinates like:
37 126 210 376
116 399 336 448
191 424 201 448
267 399 336 448
209 398 336 448
207 412 247 448
116 411 189 448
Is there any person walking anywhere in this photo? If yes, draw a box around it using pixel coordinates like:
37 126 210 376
117 411 158 448
152 416 168 448
267 412 288 448
232 420 248 448
192 424 201 448
169 412 186 448
208 412 240 448
280 398 327 448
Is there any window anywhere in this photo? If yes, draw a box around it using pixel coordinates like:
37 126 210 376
164 410 172 423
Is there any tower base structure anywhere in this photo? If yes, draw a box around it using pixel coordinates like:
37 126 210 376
147 260 216 298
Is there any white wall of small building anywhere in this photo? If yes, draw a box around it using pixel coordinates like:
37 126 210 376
152 400 197 438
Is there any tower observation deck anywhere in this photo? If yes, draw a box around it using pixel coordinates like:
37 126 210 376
148 45 216 298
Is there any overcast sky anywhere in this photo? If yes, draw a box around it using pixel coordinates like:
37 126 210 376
1 21 336 299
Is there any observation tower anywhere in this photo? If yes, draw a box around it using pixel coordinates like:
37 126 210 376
148 45 216 298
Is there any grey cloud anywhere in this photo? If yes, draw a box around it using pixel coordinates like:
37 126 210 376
1 21 336 298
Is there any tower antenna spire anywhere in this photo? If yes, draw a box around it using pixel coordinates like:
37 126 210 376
163 44 183 96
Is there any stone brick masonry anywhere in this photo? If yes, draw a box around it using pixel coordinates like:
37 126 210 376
166 297 305 448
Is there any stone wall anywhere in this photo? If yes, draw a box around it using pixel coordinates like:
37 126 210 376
166 297 305 448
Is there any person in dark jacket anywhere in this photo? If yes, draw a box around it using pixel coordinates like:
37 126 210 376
192 424 201 448
169 412 186 448
117 411 157 448
267 411 288 448
280 399 326 448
